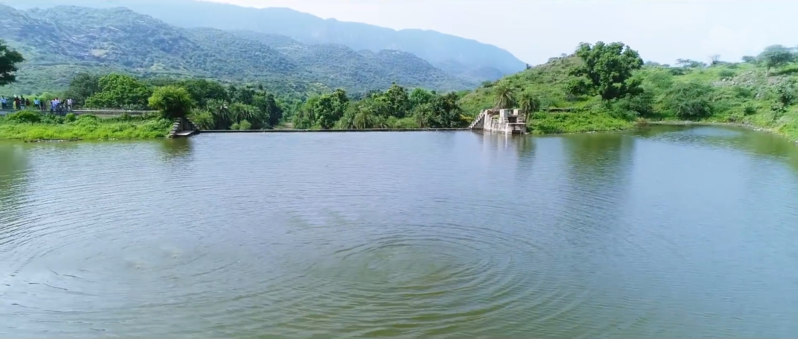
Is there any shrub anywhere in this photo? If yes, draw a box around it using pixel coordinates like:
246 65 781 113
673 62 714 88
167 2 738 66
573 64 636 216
230 122 239 130
40 114 65 125
614 92 654 117
65 113 77 123
718 69 736 79
743 104 757 115
188 109 214 130
661 82 714 119
148 86 194 119
6 110 41 124
239 119 252 130
77 114 99 122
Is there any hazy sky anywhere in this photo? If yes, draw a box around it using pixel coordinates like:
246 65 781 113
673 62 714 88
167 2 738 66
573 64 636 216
206 0 791 65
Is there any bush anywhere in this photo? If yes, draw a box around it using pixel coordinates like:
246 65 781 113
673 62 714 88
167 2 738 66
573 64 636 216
239 119 252 130
614 92 654 117
6 110 41 124
661 82 714 119
40 114 65 125
65 113 77 123
743 104 757 115
718 69 736 79
230 122 239 130
148 86 194 119
188 109 214 130
77 114 99 122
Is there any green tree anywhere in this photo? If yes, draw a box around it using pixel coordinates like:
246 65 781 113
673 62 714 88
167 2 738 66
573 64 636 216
661 82 714 119
758 45 795 75
493 83 516 109
570 41 644 101
178 79 229 107
518 92 541 114
414 92 463 128
311 89 349 129
63 73 101 106
383 83 410 117
775 80 796 107
253 93 283 127
85 74 152 109
409 88 435 109
742 55 757 64
148 86 194 119
0 40 24 86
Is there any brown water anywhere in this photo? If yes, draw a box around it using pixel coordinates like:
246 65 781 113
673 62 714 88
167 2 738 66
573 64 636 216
2 126 798 337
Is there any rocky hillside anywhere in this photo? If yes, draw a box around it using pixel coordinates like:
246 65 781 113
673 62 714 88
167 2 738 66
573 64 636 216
0 5 475 95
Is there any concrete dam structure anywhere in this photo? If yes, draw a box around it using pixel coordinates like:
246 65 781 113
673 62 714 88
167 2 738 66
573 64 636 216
468 109 528 134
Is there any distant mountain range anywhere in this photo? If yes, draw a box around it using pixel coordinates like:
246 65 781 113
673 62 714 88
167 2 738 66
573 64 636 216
1 0 526 79
0 4 483 95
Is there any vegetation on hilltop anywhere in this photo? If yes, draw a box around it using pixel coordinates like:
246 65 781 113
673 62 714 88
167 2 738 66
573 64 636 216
2 0 526 79
0 5 474 96
460 42 798 141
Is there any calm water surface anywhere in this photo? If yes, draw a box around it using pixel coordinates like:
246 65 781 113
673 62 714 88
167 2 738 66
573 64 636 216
2 126 798 338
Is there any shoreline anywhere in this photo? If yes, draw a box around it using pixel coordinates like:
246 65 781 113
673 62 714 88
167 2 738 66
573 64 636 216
3 121 797 145
647 120 798 145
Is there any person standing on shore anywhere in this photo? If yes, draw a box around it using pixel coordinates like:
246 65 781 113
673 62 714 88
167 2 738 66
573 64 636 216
34 98 39 111
67 98 73 112
13 96 20 110
0 96 5 110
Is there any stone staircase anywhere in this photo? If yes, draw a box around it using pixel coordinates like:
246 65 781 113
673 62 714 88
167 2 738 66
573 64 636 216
168 117 199 138
468 110 487 130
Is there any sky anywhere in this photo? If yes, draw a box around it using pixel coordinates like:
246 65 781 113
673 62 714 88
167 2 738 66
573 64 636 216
205 0 793 66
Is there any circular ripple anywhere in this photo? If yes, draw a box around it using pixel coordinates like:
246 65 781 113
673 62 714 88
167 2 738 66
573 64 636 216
241 220 565 337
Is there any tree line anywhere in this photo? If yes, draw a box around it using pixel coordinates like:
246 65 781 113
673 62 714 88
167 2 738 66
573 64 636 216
56 72 470 130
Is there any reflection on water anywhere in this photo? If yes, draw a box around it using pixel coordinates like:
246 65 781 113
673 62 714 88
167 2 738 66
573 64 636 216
158 138 193 162
1 127 798 338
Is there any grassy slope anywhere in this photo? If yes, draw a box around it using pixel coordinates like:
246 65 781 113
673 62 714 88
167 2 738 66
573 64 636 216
458 57 798 142
0 113 173 140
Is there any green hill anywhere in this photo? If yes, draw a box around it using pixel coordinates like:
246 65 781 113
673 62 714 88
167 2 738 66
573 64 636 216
2 0 525 81
458 47 798 141
0 5 475 95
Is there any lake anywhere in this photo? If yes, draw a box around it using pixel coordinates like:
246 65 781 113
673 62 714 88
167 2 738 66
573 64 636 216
2 126 798 338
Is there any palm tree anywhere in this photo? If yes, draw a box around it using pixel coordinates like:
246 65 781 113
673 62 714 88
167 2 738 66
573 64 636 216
493 83 516 109
519 92 542 114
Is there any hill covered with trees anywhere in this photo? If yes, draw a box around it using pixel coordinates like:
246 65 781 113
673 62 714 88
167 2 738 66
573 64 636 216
459 43 798 142
0 5 475 96
3 0 525 81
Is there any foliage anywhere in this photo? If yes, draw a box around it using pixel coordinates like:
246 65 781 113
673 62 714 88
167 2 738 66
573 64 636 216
238 119 252 130
569 41 644 101
63 73 101 106
294 89 350 129
661 82 714 119
758 45 795 73
493 83 516 109
0 5 479 96
189 109 215 130
518 92 541 113
457 41 798 142
85 74 152 109
0 115 172 141
148 86 194 119
65 113 76 122
774 80 796 107
0 40 24 86
5 110 41 124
